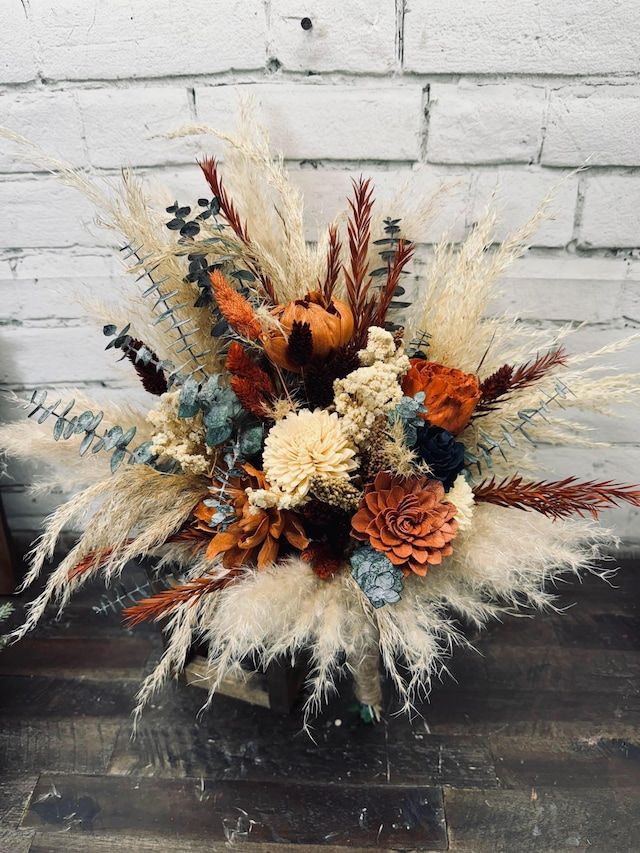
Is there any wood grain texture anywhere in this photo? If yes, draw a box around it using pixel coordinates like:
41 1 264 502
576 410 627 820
444 787 640 852
22 774 448 850
0 560 639 850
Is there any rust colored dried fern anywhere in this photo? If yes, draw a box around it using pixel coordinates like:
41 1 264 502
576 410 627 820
123 570 241 626
319 224 342 307
66 545 127 581
477 347 568 414
344 177 375 329
473 475 640 520
372 238 415 328
199 157 276 302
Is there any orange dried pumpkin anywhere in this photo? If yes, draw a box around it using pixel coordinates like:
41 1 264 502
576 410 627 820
262 289 354 372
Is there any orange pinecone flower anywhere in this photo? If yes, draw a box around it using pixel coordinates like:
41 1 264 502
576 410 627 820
351 472 458 576
193 464 309 570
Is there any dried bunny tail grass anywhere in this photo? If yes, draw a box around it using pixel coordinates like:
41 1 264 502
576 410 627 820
10 466 206 643
0 129 222 374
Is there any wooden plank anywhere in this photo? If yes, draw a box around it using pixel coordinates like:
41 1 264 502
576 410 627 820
421 684 640 737
108 718 497 789
106 677 497 789
0 720 122 774
445 645 640 696
445 787 640 852
0 636 153 679
27 833 221 853
0 774 37 853
23 774 448 850
0 675 139 719
26 833 447 853
491 734 640 790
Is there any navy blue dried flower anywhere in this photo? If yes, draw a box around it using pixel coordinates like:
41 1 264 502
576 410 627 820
416 424 465 491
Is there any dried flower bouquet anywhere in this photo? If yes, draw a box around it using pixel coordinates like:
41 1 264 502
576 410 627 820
1 116 639 725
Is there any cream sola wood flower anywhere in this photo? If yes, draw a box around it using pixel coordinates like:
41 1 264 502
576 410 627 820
262 409 357 504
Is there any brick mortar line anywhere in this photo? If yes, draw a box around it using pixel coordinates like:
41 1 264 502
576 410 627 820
2 71 640 95
2 163 640 179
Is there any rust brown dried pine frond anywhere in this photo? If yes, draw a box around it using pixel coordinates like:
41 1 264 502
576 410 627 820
319 224 342 308
66 544 130 581
344 177 375 329
199 156 276 302
123 571 241 626
473 475 640 520
372 239 416 328
477 347 568 412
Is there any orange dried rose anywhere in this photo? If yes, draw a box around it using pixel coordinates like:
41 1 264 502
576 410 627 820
351 472 458 576
262 289 354 372
402 359 481 434
194 464 309 570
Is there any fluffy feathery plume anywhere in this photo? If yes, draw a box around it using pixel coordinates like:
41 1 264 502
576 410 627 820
225 342 274 418
473 475 640 520
209 270 262 340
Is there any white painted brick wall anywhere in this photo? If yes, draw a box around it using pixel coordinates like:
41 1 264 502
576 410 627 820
0 0 639 542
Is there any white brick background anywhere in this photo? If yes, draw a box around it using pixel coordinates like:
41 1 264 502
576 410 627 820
1 0 640 542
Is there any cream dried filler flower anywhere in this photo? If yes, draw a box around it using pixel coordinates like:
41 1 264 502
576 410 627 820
147 390 214 476
334 326 410 446
262 409 357 504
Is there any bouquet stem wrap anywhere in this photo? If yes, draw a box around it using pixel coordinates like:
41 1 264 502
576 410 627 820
349 629 383 718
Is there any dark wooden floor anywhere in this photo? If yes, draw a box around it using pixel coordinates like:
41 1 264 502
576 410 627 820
1 556 640 852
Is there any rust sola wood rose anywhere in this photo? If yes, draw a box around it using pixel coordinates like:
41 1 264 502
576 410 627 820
402 359 481 434
351 472 459 576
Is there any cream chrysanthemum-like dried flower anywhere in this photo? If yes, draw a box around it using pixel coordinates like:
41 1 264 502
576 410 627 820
146 390 214 477
447 474 475 530
262 409 357 503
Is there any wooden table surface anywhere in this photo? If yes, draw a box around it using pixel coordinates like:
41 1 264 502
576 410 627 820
0 556 639 852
